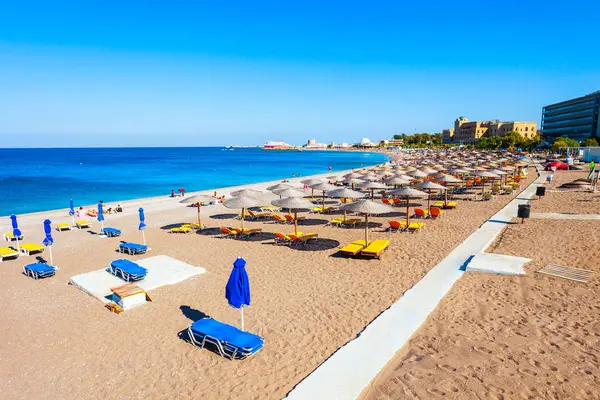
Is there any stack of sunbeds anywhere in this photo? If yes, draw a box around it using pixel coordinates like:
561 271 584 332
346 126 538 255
118 242 148 255
23 263 56 279
109 259 148 282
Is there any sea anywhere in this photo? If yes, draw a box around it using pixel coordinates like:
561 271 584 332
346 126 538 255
0 147 389 216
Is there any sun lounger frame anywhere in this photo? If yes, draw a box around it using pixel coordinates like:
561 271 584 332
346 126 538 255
109 260 147 282
118 243 148 255
23 263 55 279
187 321 264 360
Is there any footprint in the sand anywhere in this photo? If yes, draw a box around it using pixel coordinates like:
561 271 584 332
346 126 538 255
403 372 421 381
437 363 457 372
474 345 493 354
426 388 446 396
518 368 538 376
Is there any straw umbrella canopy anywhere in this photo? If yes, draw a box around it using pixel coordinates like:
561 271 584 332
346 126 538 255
180 194 214 227
272 187 306 202
406 169 429 179
272 197 314 235
414 181 447 210
384 176 411 188
344 172 362 179
435 175 462 206
339 200 394 245
231 188 263 198
301 178 324 198
390 187 427 226
472 171 500 198
326 175 340 182
357 181 389 200
360 172 382 182
420 167 439 175
342 177 364 190
223 196 263 230
489 168 509 185
266 183 294 192
309 182 338 210
327 187 365 223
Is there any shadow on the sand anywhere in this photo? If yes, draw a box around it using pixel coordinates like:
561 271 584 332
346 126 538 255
180 305 209 322
292 238 340 252
196 227 222 236
210 213 238 220
160 223 189 230
298 218 328 226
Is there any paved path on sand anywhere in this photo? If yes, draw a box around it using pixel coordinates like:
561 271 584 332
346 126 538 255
531 212 600 220
286 168 546 400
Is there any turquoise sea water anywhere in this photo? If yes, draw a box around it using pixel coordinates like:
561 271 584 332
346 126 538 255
0 147 388 216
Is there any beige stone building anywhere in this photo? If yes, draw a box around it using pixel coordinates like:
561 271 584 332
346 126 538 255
443 117 537 145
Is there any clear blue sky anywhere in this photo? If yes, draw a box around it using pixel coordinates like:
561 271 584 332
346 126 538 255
1 1 599 147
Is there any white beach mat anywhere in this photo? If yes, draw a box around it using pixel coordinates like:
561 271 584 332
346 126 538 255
465 253 531 275
70 255 206 304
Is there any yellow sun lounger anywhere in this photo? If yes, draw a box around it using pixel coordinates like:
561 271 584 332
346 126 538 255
0 247 19 262
444 201 457 209
339 240 367 256
4 232 24 241
170 226 192 233
407 222 425 233
342 218 362 227
432 201 445 208
361 240 390 260
56 223 72 231
288 233 318 245
19 243 45 256
327 218 344 227
76 220 91 229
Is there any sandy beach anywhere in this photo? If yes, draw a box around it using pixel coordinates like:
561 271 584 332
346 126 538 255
361 169 600 400
0 165 536 399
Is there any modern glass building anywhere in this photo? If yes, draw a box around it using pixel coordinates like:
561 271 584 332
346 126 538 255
541 91 600 142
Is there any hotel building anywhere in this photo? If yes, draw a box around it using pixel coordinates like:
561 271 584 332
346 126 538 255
541 91 600 142
443 117 537 145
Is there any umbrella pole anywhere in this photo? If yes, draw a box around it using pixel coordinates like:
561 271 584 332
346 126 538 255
241 307 244 331
406 198 410 226
197 204 202 227
241 208 245 230
49 245 54 266
343 210 347 223
445 188 448 207
15 237 20 253
72 216 75 227
294 210 298 235
365 214 369 245
322 191 325 211
142 230 146 245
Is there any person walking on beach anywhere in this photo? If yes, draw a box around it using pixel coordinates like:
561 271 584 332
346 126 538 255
590 160 596 171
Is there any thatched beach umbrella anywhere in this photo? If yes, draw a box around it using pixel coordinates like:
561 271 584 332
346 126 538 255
435 175 462 206
266 183 294 192
272 196 314 235
384 176 411 188
180 194 214 227
223 196 263 230
272 187 305 202
342 177 364 190
406 169 428 179
309 182 338 210
390 187 427 226
231 188 263 198
327 187 365 223
357 181 389 200
340 200 394 244
414 181 447 210
472 171 500 199
301 178 324 198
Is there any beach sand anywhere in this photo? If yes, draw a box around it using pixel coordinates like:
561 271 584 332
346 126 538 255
0 169 534 399
360 172 600 400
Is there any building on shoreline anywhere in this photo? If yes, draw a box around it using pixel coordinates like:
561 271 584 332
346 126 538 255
541 90 600 142
442 116 537 145
304 138 328 150
262 141 295 150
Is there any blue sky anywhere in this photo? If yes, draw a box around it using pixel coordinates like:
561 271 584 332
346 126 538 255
1 1 599 147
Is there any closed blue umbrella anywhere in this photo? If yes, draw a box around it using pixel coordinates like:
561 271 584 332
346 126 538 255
10 214 22 252
97 202 105 234
225 257 251 330
138 207 147 245
43 219 54 265
69 199 75 226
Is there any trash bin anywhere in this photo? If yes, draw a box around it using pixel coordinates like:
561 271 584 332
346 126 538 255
517 204 530 221
536 186 546 197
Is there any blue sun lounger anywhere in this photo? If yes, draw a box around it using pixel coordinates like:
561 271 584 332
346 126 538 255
118 242 148 255
102 227 121 237
23 263 56 279
109 259 147 282
187 318 264 360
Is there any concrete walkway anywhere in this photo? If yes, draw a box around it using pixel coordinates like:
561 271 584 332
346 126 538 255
531 212 600 220
286 169 545 400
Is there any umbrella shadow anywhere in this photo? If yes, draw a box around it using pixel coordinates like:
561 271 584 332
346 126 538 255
160 223 188 230
382 211 407 218
35 255 48 263
344 222 383 229
292 238 340 252
240 232 276 242
86 230 98 235
210 213 238 220
196 227 223 236
180 305 209 322
298 218 328 226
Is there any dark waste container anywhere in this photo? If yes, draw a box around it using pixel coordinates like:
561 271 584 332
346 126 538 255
518 204 530 219
536 186 546 197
